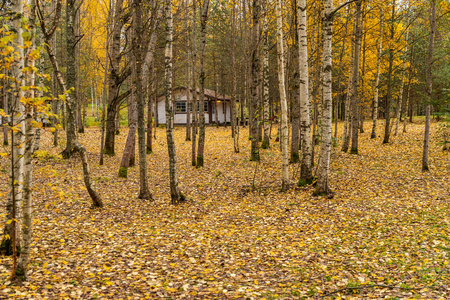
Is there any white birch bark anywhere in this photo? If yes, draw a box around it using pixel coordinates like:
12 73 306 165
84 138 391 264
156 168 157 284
165 0 185 203
423 0 436 171
261 3 270 150
315 0 333 196
371 10 383 139
276 0 289 191
298 0 312 184
2 0 25 260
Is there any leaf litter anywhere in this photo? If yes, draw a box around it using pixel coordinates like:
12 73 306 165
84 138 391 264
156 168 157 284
0 122 449 299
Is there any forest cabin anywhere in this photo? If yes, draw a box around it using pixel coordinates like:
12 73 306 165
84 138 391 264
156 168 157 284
157 87 233 125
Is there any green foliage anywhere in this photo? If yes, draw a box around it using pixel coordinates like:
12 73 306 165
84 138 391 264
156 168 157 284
118 167 128 178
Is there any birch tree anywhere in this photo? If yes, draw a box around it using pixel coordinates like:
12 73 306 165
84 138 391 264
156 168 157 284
132 0 152 200
371 9 383 139
276 0 289 191
62 0 78 158
422 0 436 171
1 0 26 263
196 0 210 167
383 0 396 144
231 0 239 153
298 0 312 185
261 1 269 150
250 0 261 161
350 0 362 154
394 1 410 136
185 0 192 141
315 0 333 196
16 0 38 279
165 0 186 204
191 0 198 165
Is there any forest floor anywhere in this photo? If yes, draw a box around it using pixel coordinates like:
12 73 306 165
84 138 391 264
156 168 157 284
0 121 449 299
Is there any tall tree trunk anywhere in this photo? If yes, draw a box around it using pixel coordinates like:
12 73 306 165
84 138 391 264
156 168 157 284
37 0 102 207
165 0 185 204
315 0 333 196
191 0 198 166
133 0 152 199
371 9 383 139
62 0 78 158
231 0 239 152
147 61 154 153
2 72 8 146
341 14 355 153
383 0 396 144
196 0 210 167
16 0 37 279
290 0 300 163
119 92 137 178
1 0 25 261
250 0 261 162
335 12 349 139
298 0 312 184
104 0 126 156
350 0 362 154
261 2 269 150
276 0 289 191
341 60 353 151
394 3 409 136
100 0 113 165
422 0 436 171
213 53 219 126
403 42 414 133
185 0 191 141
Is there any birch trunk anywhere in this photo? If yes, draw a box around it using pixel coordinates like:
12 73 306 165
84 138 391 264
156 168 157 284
213 54 219 126
185 0 191 141
16 0 37 279
250 0 261 162
422 0 436 171
350 0 362 154
165 0 185 203
196 0 210 167
261 2 269 150
383 0 396 144
231 0 239 152
100 0 113 165
147 61 154 153
315 0 333 196
394 5 409 136
403 42 414 133
290 1 300 163
1 0 25 259
2 72 8 145
104 0 126 156
62 0 78 158
132 0 152 199
37 0 102 208
341 21 355 153
371 9 383 139
191 0 198 166
118 93 137 178
276 0 289 191
298 0 312 184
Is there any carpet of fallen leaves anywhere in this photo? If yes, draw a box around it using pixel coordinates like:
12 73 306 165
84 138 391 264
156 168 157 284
0 121 449 299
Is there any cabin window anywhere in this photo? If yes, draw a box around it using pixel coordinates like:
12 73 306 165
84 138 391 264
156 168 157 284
191 102 208 112
176 102 187 113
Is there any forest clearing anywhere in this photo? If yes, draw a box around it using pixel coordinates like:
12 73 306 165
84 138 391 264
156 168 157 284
0 0 449 298
0 122 449 299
